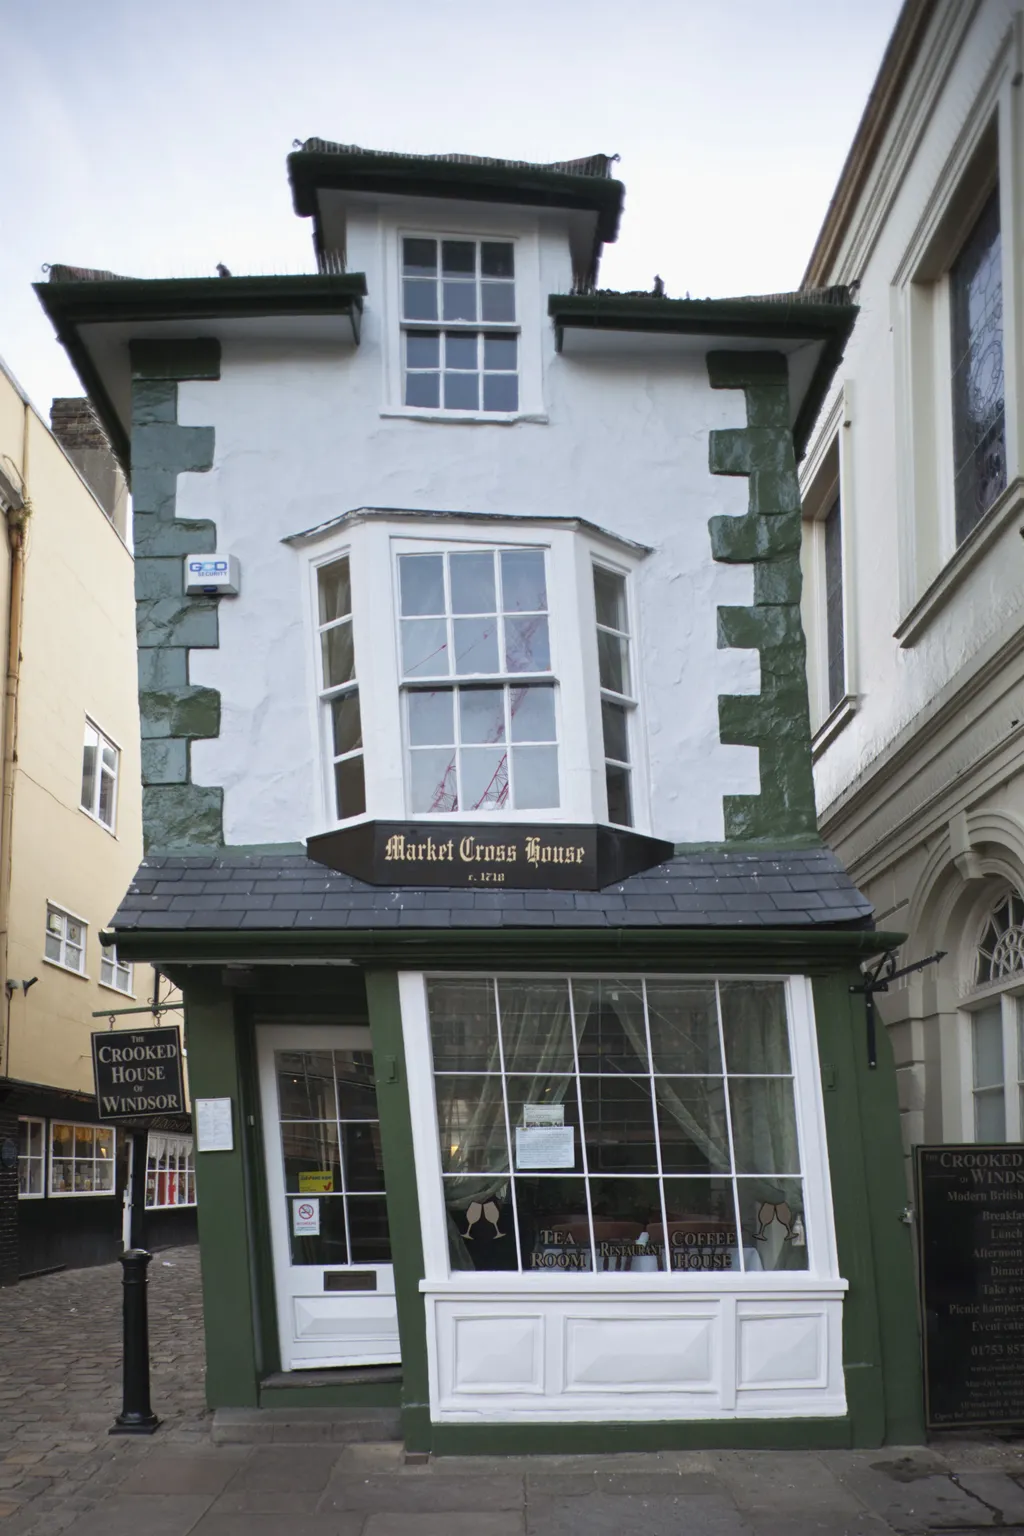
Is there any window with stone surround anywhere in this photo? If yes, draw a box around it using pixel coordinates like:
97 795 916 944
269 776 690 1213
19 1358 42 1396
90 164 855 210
967 890 1024 1142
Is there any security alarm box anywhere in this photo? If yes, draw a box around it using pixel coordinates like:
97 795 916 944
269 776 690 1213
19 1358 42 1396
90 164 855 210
184 555 240 596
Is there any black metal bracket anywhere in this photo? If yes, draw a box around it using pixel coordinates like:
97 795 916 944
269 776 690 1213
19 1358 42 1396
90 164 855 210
849 949 947 1069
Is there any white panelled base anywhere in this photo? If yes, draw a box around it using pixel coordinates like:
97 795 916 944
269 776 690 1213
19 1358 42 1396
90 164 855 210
424 1282 847 1422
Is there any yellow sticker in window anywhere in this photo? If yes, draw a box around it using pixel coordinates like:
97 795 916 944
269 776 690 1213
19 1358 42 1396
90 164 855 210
298 1171 334 1193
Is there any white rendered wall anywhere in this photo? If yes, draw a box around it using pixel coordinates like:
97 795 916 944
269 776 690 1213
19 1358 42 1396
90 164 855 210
803 0 1024 818
176 205 760 848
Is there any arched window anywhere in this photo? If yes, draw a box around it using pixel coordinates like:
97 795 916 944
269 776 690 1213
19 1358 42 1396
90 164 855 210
968 890 1024 1142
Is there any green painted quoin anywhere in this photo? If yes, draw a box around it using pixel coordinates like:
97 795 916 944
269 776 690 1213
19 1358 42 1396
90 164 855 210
130 339 224 851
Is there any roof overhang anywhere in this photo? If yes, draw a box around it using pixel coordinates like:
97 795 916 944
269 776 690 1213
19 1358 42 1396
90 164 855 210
34 273 368 475
547 292 858 458
283 506 653 556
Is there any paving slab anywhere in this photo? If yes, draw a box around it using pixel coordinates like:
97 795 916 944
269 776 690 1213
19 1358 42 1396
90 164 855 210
190 1514 366 1536
825 1451 1000 1532
525 1469 729 1498
114 1452 245 1495
56 1493 215 1536
526 1491 754 1535
223 1444 338 1492
362 1516 524 1536
952 1471 1024 1522
318 1470 525 1512
710 1449 868 1516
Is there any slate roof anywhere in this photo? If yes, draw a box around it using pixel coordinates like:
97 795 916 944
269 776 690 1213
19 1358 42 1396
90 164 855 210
108 847 873 935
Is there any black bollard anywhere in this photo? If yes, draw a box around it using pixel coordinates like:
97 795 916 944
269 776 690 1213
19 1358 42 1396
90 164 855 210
109 1249 160 1435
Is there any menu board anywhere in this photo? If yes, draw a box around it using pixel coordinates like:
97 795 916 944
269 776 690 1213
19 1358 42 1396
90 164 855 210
917 1145 1024 1428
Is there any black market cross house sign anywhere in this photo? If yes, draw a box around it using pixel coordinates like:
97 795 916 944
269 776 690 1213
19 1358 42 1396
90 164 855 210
307 821 673 890
91 1026 185 1121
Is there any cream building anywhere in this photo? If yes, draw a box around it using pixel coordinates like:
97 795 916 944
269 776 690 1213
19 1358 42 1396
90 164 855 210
800 0 1024 1172
0 357 192 1281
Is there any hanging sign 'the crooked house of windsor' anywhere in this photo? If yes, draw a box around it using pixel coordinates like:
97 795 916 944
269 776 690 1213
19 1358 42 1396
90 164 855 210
91 1026 186 1122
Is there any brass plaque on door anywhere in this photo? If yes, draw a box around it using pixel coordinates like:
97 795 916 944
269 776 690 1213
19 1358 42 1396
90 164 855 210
324 1271 377 1292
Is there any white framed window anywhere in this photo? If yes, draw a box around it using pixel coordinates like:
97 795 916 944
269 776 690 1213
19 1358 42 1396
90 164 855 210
145 1132 196 1209
49 1121 115 1196
81 719 119 830
100 943 133 995
408 972 834 1281
44 903 87 975
950 185 1006 546
800 425 855 740
316 554 365 821
593 564 635 826
963 890 1024 1142
397 545 559 814
401 236 519 415
18 1116 45 1199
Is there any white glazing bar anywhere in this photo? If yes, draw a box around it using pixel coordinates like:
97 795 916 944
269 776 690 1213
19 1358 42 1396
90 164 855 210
714 980 745 1273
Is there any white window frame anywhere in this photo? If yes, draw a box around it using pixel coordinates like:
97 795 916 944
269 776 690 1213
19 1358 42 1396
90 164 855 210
800 395 857 751
48 1120 116 1198
400 970 840 1289
99 943 133 996
80 718 120 832
956 888 1024 1142
314 551 365 824
145 1132 196 1209
44 902 88 977
303 518 650 834
592 557 637 827
17 1115 46 1199
381 217 545 422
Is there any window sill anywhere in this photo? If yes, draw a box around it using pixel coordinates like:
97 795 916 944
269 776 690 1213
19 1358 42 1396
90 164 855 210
894 476 1024 648
49 1188 117 1199
16 1191 45 1201
421 1274 848 1295
43 957 89 981
811 694 858 761
97 980 135 1000
145 1202 197 1212
79 805 117 838
380 407 548 426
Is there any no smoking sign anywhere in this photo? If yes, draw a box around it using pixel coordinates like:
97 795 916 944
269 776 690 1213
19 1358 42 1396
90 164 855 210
292 1197 320 1236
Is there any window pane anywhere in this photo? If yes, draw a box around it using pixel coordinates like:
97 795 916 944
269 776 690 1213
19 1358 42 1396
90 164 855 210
728 1079 801 1175
281 1125 341 1197
443 284 477 323
277 1051 338 1120
973 1006 1004 1089
100 952 114 986
444 333 478 371
449 552 495 615
976 1087 1007 1142
482 373 519 412
594 567 627 631
81 741 97 812
504 615 549 673
408 689 454 746
406 331 440 369
645 982 722 1074
605 764 632 827
501 550 546 613
506 1077 583 1173
401 617 449 678
289 1192 348 1266
573 979 646 1073
321 621 355 688
405 372 440 408
67 921 83 948
399 554 445 617
334 755 366 820
498 979 574 1073
597 629 628 693
460 746 507 810
601 699 629 763
511 746 558 809
95 1159 114 1192
481 285 516 323
334 1050 378 1118
436 1075 510 1173
951 189 1006 543
660 1179 741 1273
429 978 499 1071
481 242 514 279
518 1178 592 1273
735 1177 808 1272
582 1069 660 1173
330 691 362 757
341 1123 385 1192
98 768 115 826
410 747 458 812
444 371 479 410
824 497 845 712
347 1196 392 1263
589 1177 663 1268
45 932 61 962
484 334 517 371
453 617 499 674
403 238 437 276
403 279 437 321
460 687 505 744
720 982 791 1075
442 240 475 275
509 684 556 742
445 1177 516 1271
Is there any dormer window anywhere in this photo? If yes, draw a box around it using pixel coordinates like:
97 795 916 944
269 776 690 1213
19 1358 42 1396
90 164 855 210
401 238 519 414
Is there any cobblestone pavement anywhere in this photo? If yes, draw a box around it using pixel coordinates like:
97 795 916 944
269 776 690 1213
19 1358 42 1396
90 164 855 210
6 1250 1024 1532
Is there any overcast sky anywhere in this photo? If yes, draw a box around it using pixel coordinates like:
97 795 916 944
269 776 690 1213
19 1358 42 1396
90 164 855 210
1 0 901 417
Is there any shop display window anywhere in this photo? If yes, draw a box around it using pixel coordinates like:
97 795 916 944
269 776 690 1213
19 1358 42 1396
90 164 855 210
17 1116 45 1198
428 977 809 1276
48 1121 115 1196
145 1132 196 1209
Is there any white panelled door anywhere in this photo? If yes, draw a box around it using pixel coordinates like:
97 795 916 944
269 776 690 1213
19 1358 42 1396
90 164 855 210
257 1024 400 1370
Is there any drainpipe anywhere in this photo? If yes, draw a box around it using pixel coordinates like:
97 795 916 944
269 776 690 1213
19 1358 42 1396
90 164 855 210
0 408 29 1080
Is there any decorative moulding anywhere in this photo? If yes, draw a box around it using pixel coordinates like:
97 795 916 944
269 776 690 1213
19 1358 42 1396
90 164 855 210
811 695 859 762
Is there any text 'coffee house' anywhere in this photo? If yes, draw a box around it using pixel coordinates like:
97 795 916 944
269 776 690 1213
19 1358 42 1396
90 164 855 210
42 137 930 1454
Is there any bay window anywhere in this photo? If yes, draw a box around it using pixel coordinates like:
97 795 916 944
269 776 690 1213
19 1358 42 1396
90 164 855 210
317 555 365 821
426 975 813 1277
593 564 635 826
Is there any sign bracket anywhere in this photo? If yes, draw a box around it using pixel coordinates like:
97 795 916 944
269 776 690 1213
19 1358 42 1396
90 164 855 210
850 949 946 1068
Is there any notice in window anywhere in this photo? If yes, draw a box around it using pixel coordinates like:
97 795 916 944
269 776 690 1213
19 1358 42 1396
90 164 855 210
298 1170 334 1193
516 1125 574 1170
292 1198 320 1237
194 1097 233 1153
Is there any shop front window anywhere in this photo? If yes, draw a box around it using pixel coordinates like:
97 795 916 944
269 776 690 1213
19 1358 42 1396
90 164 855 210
48 1122 115 1195
428 976 808 1276
145 1133 196 1209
